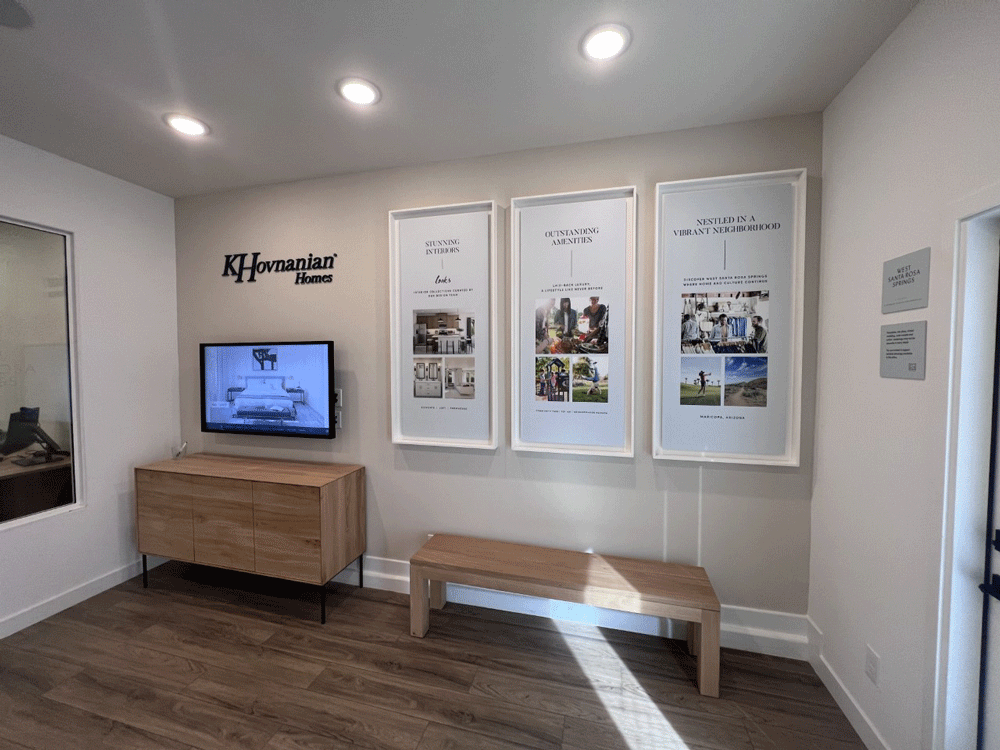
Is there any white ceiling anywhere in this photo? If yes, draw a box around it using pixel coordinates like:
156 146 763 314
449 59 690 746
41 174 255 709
0 0 918 198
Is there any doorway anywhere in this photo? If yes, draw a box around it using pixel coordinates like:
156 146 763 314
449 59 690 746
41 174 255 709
940 203 1000 749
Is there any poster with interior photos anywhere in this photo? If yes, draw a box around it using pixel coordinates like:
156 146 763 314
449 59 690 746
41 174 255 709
653 169 806 465
389 201 501 448
510 187 635 456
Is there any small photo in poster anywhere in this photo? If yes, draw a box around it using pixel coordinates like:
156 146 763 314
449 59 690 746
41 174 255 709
571 354 608 403
414 310 476 355
413 357 443 398
535 356 570 402
444 357 476 399
724 357 768 407
680 357 721 406
680 290 770 355
534 296 609 354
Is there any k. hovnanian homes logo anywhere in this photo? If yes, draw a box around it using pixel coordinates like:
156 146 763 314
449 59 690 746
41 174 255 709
222 252 338 285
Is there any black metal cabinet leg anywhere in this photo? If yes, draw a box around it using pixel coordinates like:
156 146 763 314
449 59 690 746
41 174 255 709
142 554 148 588
358 554 364 588
320 584 327 624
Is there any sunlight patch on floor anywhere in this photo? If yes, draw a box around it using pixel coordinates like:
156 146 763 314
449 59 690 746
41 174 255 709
555 619 691 750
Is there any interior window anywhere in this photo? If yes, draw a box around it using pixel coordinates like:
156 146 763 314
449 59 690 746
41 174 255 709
0 218 75 524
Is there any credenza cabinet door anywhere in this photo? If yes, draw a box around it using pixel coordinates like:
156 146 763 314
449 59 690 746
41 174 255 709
136 469 195 562
191 476 254 571
253 482 322 583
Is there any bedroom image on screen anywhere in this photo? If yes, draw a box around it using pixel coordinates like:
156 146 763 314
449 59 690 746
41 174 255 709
200 341 335 439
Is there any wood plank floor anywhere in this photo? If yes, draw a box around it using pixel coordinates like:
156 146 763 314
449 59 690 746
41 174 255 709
0 561 866 750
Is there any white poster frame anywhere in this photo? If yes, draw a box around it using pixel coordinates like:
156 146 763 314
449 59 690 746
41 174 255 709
389 200 501 449
652 169 806 466
510 186 636 456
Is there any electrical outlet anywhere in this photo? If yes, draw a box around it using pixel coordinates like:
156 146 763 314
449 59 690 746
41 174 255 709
334 412 342 429
865 645 880 685
335 388 343 407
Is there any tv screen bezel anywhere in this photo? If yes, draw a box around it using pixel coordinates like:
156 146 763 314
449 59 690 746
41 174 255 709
199 340 335 440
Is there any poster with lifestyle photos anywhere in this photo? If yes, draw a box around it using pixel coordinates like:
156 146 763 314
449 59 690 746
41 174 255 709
653 169 806 465
511 186 635 456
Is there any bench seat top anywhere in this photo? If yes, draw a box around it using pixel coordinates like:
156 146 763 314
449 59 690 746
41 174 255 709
411 534 719 613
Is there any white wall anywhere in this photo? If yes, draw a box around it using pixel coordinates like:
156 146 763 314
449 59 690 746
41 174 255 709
812 1 1000 748
0 134 179 636
175 114 822 634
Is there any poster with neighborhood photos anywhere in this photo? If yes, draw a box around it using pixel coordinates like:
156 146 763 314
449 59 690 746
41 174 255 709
512 187 634 455
654 170 805 465
390 202 499 448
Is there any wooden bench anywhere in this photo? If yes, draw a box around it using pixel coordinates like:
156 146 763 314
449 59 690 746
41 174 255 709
409 534 721 697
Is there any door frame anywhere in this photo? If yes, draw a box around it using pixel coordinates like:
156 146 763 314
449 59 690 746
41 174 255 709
936 184 1000 750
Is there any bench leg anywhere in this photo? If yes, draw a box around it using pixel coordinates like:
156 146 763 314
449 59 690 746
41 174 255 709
429 580 445 610
697 610 720 698
687 620 700 657
410 568 430 637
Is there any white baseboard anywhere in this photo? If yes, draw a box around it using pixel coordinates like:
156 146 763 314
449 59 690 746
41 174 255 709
0 557 146 640
722 604 809 660
335 554 408 590
808 610 823 662
0 553 808 664
807 616 890 750
357 555 809 660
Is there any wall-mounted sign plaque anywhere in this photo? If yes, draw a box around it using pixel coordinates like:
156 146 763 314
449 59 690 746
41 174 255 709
880 321 927 380
882 247 930 314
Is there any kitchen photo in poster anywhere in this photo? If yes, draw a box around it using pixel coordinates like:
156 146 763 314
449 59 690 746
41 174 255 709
512 187 635 455
413 309 475 356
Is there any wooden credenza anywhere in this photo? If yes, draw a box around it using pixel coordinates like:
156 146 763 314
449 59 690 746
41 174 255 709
135 453 365 593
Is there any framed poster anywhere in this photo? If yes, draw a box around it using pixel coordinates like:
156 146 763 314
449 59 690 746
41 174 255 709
511 187 635 456
653 169 805 465
389 201 501 449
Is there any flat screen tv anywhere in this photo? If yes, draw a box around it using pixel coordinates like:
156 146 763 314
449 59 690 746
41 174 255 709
200 341 335 439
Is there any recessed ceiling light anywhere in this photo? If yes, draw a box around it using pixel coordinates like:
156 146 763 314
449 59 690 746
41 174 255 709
338 78 381 106
164 114 210 137
582 23 631 61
